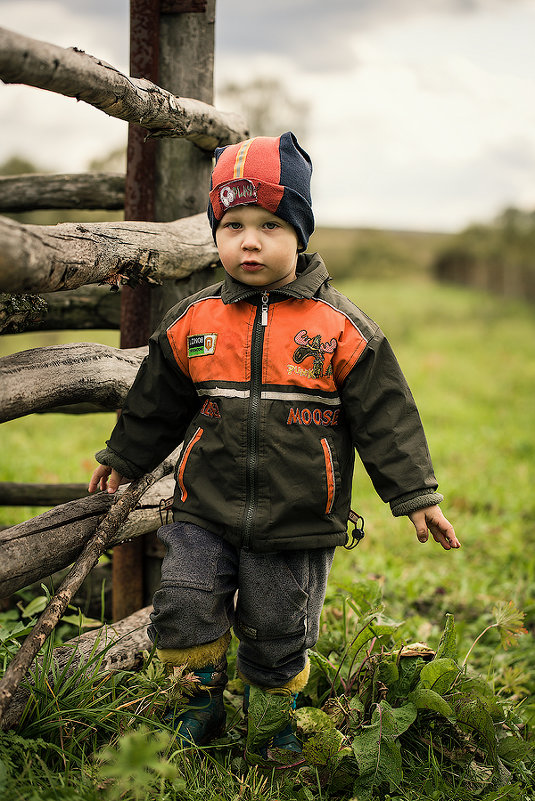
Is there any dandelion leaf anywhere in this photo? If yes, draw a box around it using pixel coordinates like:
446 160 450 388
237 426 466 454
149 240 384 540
418 657 459 694
245 686 294 753
377 657 399 687
391 701 418 735
348 693 366 726
351 701 407 794
387 655 426 701
296 706 335 735
302 726 345 766
308 649 339 683
454 696 498 766
407 687 455 720
435 613 458 661
457 676 505 722
497 735 535 766
328 749 360 794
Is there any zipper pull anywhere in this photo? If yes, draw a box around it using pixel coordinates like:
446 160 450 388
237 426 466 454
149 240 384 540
261 291 269 326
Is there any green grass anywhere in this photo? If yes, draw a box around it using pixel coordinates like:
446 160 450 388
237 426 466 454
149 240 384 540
0 329 119 527
1 277 535 799
329 278 535 700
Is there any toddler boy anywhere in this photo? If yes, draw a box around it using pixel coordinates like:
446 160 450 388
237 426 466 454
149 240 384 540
89 132 460 756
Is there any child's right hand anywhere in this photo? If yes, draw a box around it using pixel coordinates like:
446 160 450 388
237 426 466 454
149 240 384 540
88 464 127 494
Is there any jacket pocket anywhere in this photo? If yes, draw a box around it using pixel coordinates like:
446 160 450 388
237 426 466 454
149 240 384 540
320 437 336 514
176 427 203 502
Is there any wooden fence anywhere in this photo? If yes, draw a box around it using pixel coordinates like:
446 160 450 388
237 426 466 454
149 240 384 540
0 5 247 728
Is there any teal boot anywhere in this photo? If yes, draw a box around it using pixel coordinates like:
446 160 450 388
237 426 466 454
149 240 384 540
244 685 303 764
165 662 227 746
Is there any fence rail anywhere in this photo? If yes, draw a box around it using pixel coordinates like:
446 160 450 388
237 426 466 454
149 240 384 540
0 26 246 150
0 7 240 720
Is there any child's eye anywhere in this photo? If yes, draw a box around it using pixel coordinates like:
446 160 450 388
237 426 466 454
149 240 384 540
263 221 279 230
224 221 242 230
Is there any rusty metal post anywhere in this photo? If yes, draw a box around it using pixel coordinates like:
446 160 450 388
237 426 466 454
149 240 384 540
114 0 217 621
113 0 160 621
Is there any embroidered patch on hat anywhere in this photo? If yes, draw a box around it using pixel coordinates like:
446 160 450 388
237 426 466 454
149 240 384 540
219 178 257 210
187 334 217 358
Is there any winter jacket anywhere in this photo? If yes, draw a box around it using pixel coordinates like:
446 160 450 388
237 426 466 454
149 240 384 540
97 253 443 552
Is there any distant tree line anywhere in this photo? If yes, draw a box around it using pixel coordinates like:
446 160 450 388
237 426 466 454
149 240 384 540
432 207 535 303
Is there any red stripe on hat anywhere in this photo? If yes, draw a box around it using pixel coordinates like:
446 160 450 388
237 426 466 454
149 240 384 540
241 136 281 185
211 143 241 187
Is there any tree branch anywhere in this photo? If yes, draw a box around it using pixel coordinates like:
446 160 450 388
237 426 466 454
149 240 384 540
0 605 153 731
0 476 175 598
0 173 125 212
0 455 175 725
0 212 220 294
0 26 247 150
0 342 146 423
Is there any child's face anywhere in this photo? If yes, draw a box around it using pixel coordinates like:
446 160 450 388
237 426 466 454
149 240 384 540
215 205 299 290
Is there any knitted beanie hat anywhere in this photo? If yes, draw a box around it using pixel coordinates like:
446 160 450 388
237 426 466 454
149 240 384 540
207 132 314 251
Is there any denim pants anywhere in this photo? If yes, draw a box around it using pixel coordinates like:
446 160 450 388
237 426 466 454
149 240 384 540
148 522 335 688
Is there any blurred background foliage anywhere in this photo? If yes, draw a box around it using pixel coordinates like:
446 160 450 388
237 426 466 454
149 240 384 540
3 150 534 299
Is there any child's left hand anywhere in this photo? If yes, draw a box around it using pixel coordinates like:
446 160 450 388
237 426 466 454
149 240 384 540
408 505 461 550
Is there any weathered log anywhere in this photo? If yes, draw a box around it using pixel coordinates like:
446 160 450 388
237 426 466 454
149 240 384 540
0 483 90 506
0 342 146 423
40 403 112 415
0 605 153 731
0 475 175 599
0 455 175 726
0 293 49 334
0 286 121 334
0 173 125 212
38 286 121 330
0 286 119 333
0 26 247 151
0 288 120 335
1 268 219 334
0 211 219 294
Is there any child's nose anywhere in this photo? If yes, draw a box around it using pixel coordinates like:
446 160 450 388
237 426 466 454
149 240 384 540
241 228 261 250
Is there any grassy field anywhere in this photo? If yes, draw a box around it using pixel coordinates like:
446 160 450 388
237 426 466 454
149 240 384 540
1 274 534 799
330 277 535 681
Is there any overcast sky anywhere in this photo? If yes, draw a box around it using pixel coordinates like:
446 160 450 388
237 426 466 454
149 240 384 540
1 0 534 231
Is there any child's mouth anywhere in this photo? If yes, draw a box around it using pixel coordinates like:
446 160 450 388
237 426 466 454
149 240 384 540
241 261 264 272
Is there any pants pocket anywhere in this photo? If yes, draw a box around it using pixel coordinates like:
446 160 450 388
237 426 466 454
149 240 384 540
235 552 309 641
157 521 222 591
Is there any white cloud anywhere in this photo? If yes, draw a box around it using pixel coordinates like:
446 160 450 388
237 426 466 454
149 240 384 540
286 5 535 229
0 0 128 66
0 0 533 229
0 0 128 171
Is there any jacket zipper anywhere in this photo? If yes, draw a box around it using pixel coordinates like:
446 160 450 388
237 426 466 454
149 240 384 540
242 290 269 549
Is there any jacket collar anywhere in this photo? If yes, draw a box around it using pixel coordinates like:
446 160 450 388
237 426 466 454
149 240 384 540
220 252 330 305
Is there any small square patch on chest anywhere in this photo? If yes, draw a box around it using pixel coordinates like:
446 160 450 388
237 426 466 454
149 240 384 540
187 334 217 357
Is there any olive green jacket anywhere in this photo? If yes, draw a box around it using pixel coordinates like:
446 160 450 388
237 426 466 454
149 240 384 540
97 253 442 551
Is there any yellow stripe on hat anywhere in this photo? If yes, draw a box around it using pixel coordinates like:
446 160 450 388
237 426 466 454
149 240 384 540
233 138 255 179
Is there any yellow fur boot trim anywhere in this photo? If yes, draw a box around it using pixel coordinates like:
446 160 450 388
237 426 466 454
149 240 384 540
239 660 310 694
157 631 231 670
278 661 310 694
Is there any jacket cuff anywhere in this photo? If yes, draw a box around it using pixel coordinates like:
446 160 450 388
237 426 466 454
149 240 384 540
95 447 144 480
390 489 444 517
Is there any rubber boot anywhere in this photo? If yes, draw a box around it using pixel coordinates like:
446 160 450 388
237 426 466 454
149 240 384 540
164 662 227 746
158 633 231 747
244 684 303 759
